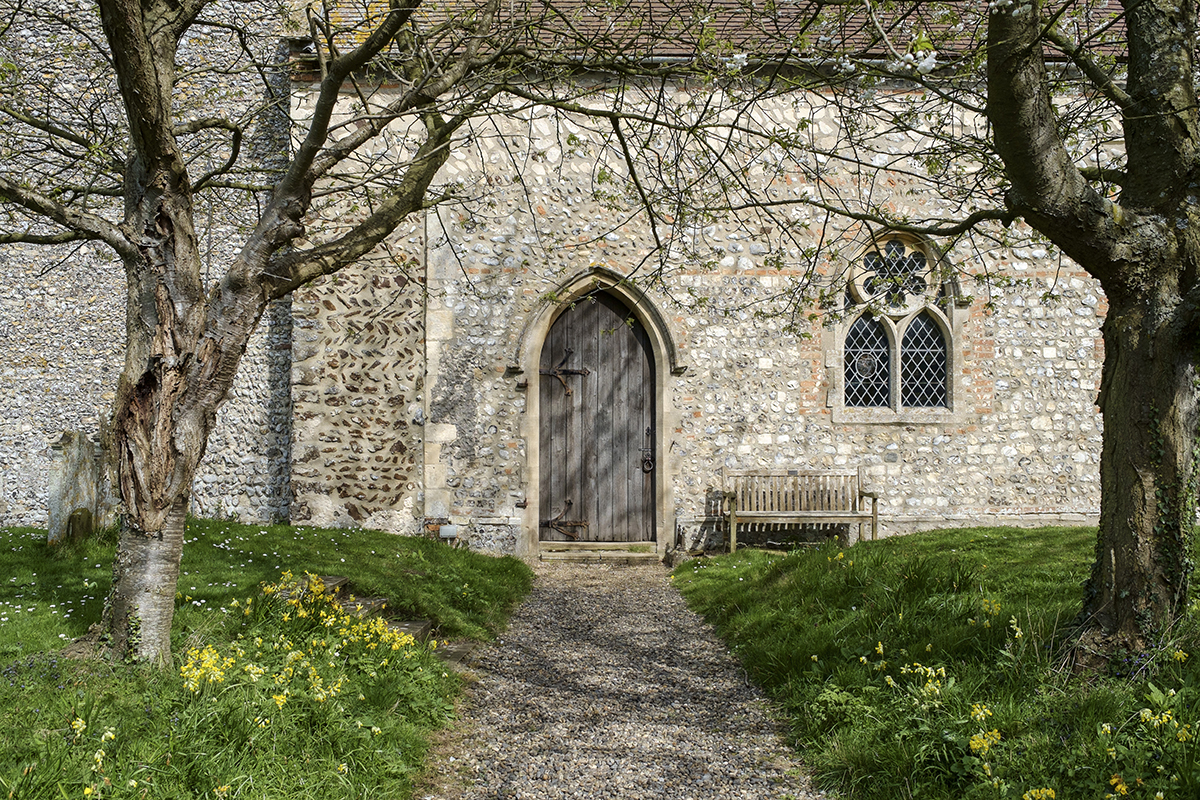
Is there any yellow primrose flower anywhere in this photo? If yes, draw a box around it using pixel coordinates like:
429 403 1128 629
969 729 1001 756
1022 790 1056 800
1173 649 1189 663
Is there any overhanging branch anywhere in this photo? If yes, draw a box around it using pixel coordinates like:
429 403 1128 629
0 175 136 259
0 230 91 245
262 113 458 298
1043 27 1132 112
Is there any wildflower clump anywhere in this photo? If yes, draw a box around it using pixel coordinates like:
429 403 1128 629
179 571 427 714
70 717 86 740
969 728 1002 756
166 570 455 793
180 644 235 692
899 662 946 700
1023 789 1055 800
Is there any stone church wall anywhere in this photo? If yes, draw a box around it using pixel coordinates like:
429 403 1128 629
289 256 427 535
1 80 1105 554
0 233 293 529
0 5 295 530
403 92 1105 552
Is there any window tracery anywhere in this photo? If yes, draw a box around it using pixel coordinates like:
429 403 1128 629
839 235 955 415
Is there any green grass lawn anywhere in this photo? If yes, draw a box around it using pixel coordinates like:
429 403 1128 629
0 519 532 800
674 526 1200 800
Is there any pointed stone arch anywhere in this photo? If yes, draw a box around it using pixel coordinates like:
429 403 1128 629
512 268 684 558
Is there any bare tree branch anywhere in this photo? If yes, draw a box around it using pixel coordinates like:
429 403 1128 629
264 111 456 296
0 229 91 245
0 175 136 258
1043 26 1133 112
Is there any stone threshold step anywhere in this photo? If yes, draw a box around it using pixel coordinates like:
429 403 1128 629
539 542 658 550
538 551 662 564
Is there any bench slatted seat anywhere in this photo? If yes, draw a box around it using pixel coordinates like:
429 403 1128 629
722 467 879 552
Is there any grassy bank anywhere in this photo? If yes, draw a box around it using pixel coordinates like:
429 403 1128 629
674 527 1200 799
0 520 532 799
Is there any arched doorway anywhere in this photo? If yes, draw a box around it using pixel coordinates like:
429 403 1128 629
538 292 656 543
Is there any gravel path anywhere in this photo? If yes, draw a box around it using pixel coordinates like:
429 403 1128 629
424 561 826 800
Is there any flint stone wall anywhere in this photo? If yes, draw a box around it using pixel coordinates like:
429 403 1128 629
2 81 1105 554
0 242 293 529
286 87 1104 554
0 0 293 530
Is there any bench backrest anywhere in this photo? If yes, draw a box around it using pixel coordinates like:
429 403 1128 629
723 467 866 513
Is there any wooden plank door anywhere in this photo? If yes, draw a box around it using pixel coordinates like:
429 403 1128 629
539 293 655 542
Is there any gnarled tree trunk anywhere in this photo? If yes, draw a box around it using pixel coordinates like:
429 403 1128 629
1078 278 1199 658
988 0 1200 661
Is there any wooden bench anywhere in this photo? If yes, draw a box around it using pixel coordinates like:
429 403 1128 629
722 467 879 552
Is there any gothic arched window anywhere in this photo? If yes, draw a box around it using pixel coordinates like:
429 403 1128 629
845 314 891 407
901 312 948 408
840 235 955 414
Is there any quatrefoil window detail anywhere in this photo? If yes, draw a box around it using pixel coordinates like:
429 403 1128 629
850 238 934 316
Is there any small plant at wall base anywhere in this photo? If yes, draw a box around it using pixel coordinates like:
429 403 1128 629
0 520 533 799
674 526 1200 800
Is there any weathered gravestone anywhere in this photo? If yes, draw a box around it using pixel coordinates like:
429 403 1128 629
48 431 104 546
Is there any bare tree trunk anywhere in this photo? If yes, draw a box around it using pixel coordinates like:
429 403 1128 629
108 497 189 665
1077 282 1200 660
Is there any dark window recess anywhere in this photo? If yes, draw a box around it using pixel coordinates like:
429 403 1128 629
863 239 928 307
844 314 891 407
901 312 948 408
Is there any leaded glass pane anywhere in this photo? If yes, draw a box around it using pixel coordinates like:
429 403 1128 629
901 313 948 407
845 315 891 407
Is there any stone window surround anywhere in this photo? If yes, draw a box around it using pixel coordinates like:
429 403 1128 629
825 235 972 425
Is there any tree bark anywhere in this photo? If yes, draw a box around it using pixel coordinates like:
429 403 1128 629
1079 279 1200 658
108 497 189 665
988 0 1200 660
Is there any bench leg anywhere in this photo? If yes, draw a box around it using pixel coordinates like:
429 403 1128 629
730 506 738 554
